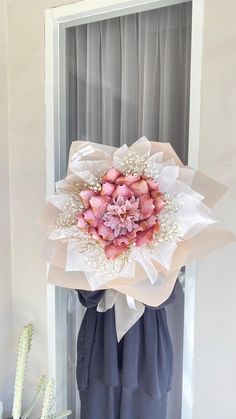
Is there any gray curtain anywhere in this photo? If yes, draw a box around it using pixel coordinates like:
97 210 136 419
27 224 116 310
66 2 192 162
65 2 192 418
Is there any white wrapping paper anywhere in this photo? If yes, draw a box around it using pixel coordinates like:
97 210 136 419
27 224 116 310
39 138 235 338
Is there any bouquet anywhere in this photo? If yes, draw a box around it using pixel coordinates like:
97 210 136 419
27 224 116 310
40 137 234 339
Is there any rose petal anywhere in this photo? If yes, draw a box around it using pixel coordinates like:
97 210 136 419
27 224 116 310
98 222 114 241
89 196 111 218
77 214 88 229
138 221 148 231
80 189 98 208
87 227 109 248
115 175 141 186
116 195 125 206
135 227 154 247
130 179 149 197
154 222 160 233
113 236 132 246
147 178 159 191
87 226 100 240
146 215 157 228
139 195 155 219
83 209 98 227
112 185 133 199
99 238 110 248
150 190 159 199
103 168 122 183
104 243 128 260
126 225 143 238
153 197 165 214
101 182 116 196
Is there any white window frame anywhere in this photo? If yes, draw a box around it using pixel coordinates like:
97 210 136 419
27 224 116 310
44 0 205 417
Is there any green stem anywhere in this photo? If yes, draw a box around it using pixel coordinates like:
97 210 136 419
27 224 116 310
48 410 72 419
21 375 47 419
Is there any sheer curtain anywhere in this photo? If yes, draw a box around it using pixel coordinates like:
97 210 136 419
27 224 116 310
66 2 192 162
65 2 192 418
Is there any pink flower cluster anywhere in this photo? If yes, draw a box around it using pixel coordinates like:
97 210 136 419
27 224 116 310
77 168 165 259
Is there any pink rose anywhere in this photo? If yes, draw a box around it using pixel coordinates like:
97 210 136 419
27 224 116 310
77 169 165 259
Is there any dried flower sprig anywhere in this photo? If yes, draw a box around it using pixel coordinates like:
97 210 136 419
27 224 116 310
11 324 71 419
12 324 33 419
21 375 47 419
48 410 72 419
40 378 55 419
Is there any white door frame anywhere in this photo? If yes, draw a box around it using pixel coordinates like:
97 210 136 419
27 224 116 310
44 0 205 416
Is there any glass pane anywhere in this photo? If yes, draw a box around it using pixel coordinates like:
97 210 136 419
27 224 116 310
63 2 192 418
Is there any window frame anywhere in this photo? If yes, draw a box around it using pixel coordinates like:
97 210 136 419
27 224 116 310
44 0 205 417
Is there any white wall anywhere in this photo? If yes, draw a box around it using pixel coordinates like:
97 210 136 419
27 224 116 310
193 1 236 418
0 0 78 417
0 0 13 414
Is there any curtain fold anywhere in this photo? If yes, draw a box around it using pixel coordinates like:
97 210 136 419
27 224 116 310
65 3 192 418
66 2 192 162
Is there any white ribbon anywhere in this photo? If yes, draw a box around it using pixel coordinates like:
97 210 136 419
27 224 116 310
97 290 145 342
